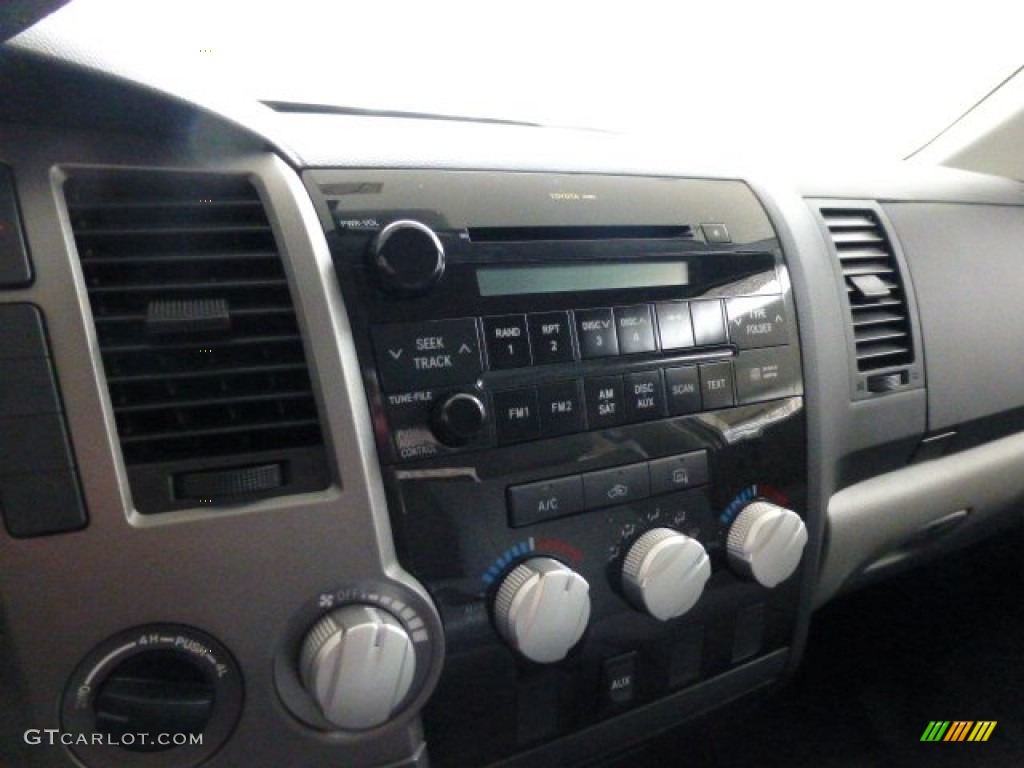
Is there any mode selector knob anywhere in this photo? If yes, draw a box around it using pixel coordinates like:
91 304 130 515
493 557 590 664
622 528 711 621
432 392 487 446
300 605 416 730
727 501 808 588
370 220 445 296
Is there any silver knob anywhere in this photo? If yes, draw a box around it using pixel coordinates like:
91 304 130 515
300 605 416 730
493 557 590 664
621 528 711 621
727 501 808 587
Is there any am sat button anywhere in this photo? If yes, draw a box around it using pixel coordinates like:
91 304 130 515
583 463 650 510
649 451 709 496
508 475 583 527
585 375 625 429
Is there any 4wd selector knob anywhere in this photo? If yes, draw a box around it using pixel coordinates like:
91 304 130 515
300 605 416 730
493 557 590 664
370 219 445 296
727 501 808 588
622 528 711 621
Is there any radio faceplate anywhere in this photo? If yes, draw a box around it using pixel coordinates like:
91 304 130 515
313 170 808 766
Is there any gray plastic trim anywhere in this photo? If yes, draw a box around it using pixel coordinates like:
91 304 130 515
882 201 1024 431
818 429 1024 606
0 126 440 768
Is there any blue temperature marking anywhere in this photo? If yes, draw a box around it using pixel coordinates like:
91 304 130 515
721 485 758 524
481 539 535 584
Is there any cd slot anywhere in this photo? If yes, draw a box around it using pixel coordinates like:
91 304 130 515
466 225 693 242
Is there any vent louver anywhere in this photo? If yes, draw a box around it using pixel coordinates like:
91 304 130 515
65 170 329 513
820 208 914 372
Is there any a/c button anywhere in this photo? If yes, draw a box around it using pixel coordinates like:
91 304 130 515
508 475 584 527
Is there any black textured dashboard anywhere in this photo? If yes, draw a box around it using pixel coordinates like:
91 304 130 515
4 40 1024 768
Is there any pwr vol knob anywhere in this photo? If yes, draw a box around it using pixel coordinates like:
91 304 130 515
493 557 590 663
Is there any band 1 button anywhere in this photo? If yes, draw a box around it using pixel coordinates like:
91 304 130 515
484 314 532 369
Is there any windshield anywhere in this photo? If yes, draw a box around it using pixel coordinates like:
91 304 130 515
23 0 1023 167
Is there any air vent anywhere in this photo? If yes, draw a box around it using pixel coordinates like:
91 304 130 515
65 169 329 513
820 208 914 372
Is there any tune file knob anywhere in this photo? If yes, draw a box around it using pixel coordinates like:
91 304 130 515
300 604 416 730
726 501 808 587
493 557 591 663
369 219 445 296
621 528 711 621
431 392 487 446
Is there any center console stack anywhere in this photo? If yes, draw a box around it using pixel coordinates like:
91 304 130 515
308 170 809 766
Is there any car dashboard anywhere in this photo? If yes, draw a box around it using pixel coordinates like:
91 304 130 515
3 40 1024 768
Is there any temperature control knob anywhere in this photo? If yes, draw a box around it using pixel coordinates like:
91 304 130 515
727 501 808 588
370 219 445 296
432 392 487 446
621 528 711 621
493 557 590 663
300 605 416 730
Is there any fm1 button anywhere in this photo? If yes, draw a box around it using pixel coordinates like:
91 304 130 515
508 475 583 527
494 388 540 443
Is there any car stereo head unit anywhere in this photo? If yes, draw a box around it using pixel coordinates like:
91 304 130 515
309 169 807 767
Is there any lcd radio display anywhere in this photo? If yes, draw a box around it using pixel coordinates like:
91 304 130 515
476 262 689 296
